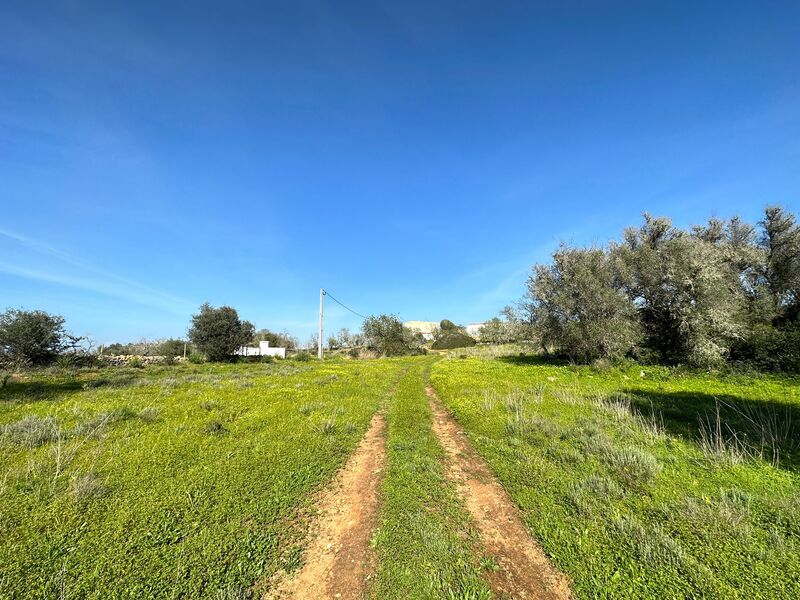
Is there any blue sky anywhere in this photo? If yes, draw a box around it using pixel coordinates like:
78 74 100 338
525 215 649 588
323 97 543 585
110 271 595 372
1 1 799 344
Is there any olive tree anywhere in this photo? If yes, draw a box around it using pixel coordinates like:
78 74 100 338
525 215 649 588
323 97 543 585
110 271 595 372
0 308 66 366
526 245 640 362
614 214 743 367
362 314 420 356
187 303 254 362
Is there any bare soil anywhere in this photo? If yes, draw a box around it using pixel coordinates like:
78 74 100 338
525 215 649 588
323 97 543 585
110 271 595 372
426 385 572 600
266 412 387 600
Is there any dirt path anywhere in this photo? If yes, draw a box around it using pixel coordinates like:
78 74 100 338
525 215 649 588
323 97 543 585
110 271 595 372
266 411 387 600
426 385 572 600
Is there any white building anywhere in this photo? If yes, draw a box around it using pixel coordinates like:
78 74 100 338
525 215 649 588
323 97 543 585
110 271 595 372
236 340 286 358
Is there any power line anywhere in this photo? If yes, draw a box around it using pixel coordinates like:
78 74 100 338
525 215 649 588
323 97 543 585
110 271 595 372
323 289 369 320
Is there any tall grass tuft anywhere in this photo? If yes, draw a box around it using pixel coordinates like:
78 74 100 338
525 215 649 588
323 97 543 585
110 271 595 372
2 415 60 447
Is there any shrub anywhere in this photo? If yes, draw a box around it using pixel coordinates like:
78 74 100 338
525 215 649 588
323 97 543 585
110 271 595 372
2 415 60 446
128 356 143 368
602 446 662 485
293 351 311 362
260 355 274 364
188 352 205 364
431 330 476 350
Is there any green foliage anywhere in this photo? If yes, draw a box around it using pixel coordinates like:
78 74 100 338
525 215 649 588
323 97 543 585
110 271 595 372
526 245 640 361
187 303 254 362
293 351 311 361
439 319 458 331
0 308 66 366
521 206 800 371
362 314 421 356
431 330 476 350
731 324 800 372
158 338 189 358
187 352 205 364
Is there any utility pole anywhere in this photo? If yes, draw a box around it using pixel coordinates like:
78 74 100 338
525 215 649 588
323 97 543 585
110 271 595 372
318 288 325 359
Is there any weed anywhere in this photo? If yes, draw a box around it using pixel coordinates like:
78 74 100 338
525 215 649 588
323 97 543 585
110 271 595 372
613 515 686 567
205 420 227 435
601 446 661 485
69 473 105 503
139 407 160 423
2 415 60 446
315 418 336 435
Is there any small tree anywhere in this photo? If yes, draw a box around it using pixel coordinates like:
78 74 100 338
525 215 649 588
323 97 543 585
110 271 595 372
0 308 66 366
188 304 254 362
158 338 190 358
362 315 419 356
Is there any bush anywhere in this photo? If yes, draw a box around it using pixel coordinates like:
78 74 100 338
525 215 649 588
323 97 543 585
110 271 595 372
730 324 800 372
158 338 188 359
188 352 205 364
293 351 311 362
431 330 476 350
0 308 66 366
188 303 254 362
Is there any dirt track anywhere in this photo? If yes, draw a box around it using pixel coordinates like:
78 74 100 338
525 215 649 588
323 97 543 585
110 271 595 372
266 411 386 599
426 385 572 600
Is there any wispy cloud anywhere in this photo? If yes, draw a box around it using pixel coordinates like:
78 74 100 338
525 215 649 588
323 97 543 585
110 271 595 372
0 228 195 314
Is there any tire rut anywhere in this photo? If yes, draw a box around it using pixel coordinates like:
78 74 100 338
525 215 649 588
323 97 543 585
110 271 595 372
426 385 572 600
265 411 387 599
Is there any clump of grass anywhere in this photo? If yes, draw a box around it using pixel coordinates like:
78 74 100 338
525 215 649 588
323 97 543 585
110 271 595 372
69 473 106 503
314 374 338 385
110 406 137 421
613 515 686 567
139 407 160 423
298 402 316 416
594 392 632 420
2 415 60 446
697 401 751 464
505 412 559 439
205 420 227 435
315 418 336 435
200 400 219 411
718 488 751 528
601 445 661 486
567 474 622 514
480 390 497 412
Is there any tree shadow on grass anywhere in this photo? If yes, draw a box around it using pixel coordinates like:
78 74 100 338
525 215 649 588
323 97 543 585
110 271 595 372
623 388 800 471
0 373 144 404
497 355 571 367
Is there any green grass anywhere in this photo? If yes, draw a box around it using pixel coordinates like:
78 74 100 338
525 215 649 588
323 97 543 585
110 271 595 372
370 357 492 599
0 359 405 599
430 350 800 599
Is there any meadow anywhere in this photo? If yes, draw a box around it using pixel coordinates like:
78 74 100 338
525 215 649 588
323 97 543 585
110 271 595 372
1 350 799 598
431 350 800 598
0 360 405 598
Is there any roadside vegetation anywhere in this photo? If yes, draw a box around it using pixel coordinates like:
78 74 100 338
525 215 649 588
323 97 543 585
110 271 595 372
0 359 404 598
431 347 800 598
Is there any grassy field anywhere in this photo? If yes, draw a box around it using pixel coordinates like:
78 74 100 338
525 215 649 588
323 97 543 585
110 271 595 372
2 351 799 598
0 359 405 598
431 351 800 598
